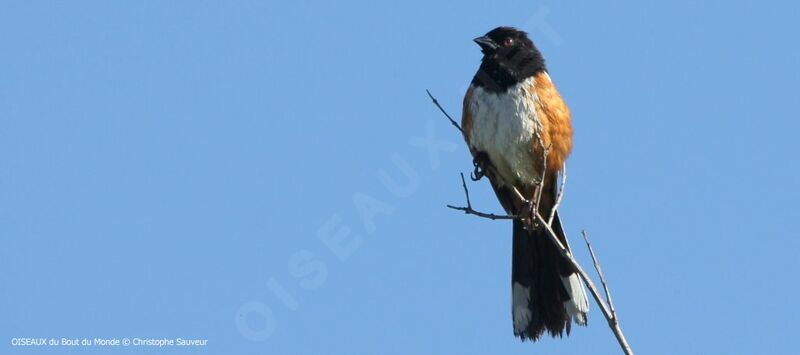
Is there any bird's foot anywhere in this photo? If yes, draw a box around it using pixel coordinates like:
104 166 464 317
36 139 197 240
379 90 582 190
519 199 541 231
471 154 489 181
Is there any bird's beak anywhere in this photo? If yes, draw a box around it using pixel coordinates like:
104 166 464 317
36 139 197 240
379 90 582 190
473 35 499 52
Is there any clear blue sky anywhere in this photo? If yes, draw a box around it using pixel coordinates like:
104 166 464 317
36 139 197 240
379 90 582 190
2 1 799 354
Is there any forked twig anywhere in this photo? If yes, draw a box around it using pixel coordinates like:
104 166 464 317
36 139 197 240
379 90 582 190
528 203 631 355
504 175 632 355
447 173 516 220
582 230 617 318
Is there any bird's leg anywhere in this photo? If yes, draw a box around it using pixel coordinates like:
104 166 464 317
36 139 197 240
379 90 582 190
534 176 547 229
525 137 551 230
519 180 542 231
519 202 535 231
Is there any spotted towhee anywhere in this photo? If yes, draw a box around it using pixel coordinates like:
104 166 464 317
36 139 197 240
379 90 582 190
461 27 589 341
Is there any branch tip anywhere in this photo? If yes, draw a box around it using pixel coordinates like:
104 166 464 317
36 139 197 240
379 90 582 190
426 89 463 133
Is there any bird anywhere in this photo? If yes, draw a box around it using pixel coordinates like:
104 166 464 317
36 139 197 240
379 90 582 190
461 27 589 341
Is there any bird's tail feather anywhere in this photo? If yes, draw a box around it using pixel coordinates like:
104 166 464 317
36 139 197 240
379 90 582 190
511 214 588 341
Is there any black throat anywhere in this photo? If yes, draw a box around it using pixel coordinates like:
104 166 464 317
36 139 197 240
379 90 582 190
471 46 546 93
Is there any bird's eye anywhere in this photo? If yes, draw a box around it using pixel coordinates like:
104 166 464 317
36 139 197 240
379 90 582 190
503 38 514 46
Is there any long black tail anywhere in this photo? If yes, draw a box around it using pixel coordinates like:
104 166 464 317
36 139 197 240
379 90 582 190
511 213 588 341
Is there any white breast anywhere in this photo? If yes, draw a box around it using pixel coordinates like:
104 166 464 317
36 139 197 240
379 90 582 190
467 77 542 186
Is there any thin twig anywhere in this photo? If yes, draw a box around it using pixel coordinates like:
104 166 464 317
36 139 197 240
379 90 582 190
426 89 463 133
527 204 632 355
446 173 516 220
582 230 617 318
548 163 567 225
533 134 549 220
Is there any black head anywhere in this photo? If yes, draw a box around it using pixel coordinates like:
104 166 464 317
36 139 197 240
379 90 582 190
471 27 546 92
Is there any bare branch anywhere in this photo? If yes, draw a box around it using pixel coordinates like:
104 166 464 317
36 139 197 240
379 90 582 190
426 90 463 134
528 205 633 355
447 173 516 220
